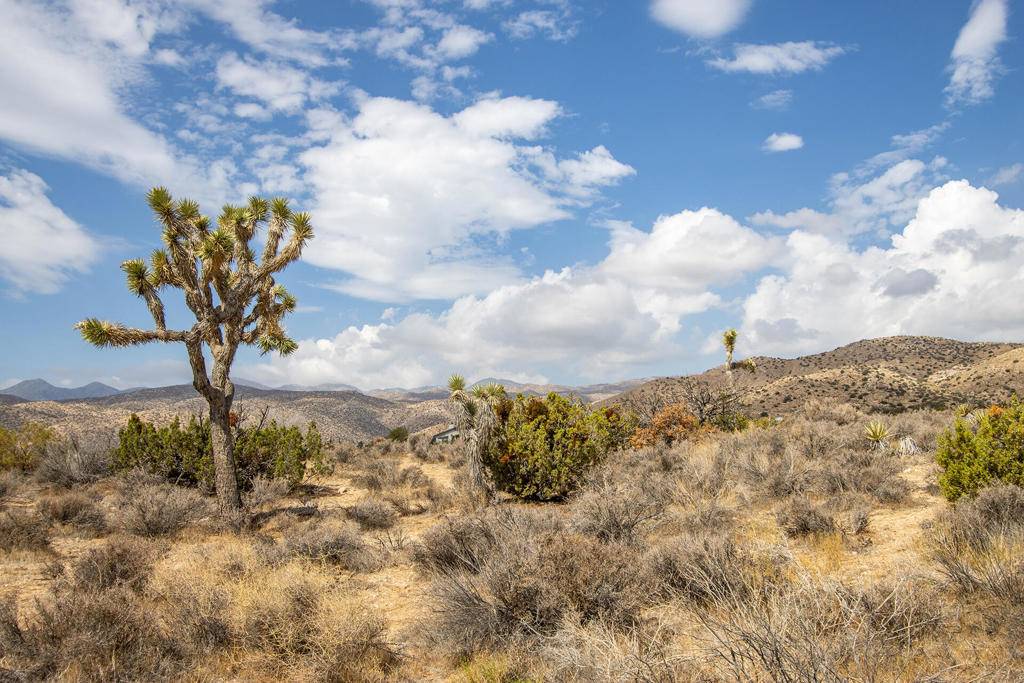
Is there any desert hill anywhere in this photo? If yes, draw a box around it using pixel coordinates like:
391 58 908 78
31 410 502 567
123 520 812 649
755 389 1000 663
0 383 450 446
613 336 1024 416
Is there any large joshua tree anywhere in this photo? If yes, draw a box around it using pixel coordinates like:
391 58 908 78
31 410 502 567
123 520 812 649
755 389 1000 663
76 188 312 511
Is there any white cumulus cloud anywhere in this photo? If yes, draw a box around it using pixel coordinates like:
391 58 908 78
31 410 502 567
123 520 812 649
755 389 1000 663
710 41 847 74
742 180 1024 356
946 0 1008 107
762 132 804 153
300 95 634 302
0 170 100 294
216 53 341 113
650 0 751 38
242 206 780 388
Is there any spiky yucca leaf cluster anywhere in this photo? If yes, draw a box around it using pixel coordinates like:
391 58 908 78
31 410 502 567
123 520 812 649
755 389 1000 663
865 421 890 446
76 187 312 360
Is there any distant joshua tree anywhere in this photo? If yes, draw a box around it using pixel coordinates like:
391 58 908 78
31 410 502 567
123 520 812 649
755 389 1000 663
722 328 756 388
76 188 312 511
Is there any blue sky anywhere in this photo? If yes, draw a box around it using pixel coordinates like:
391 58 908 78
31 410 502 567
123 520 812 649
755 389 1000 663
0 0 1022 390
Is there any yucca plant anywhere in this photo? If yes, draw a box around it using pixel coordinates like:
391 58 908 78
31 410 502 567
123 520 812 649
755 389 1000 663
76 188 312 511
865 421 890 448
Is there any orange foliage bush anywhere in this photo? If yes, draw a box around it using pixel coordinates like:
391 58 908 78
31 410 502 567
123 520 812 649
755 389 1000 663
630 404 710 449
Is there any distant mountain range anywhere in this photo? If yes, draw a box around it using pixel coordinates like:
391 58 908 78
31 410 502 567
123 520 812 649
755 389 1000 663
4 337 1024 445
1 376 646 405
0 379 127 402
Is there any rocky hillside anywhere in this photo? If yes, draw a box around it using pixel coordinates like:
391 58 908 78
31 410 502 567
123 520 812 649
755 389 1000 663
612 336 1024 416
0 384 450 446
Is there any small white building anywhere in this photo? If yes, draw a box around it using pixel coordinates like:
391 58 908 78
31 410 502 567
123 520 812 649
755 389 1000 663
430 424 460 444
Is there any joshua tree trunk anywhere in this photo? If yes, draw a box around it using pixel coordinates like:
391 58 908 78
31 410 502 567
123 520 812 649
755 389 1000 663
208 401 241 510
187 342 243 510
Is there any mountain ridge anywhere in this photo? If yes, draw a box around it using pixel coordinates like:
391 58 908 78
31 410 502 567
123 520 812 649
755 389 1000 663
611 335 1024 416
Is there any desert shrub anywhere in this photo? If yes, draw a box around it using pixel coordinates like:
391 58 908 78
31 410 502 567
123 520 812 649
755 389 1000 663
776 497 837 538
741 447 817 499
0 470 21 501
799 399 863 426
386 426 409 442
482 393 636 501
0 509 50 552
936 400 1024 500
416 508 646 653
113 413 328 490
359 460 428 491
927 483 1024 599
629 403 707 449
235 420 330 486
413 507 562 575
283 521 378 571
820 448 910 504
569 474 669 544
541 619 687 682
0 422 55 472
348 498 399 530
65 537 156 592
115 482 205 537
645 533 760 604
34 438 110 487
37 492 106 533
1 585 179 681
429 531 648 654
694 574 944 682
413 515 501 575
150 541 397 678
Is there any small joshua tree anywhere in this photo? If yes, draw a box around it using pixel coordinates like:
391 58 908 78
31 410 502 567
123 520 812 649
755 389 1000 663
76 188 311 511
722 328 756 388
447 374 501 503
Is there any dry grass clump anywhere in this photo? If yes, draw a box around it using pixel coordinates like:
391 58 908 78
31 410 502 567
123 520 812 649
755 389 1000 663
0 585 180 681
114 482 207 537
150 538 397 680
776 496 838 538
540 618 688 682
694 574 946 681
37 491 107 533
417 507 649 656
927 483 1024 600
0 470 23 501
569 473 670 544
0 509 50 552
33 439 109 487
283 519 380 571
1 538 175 681
347 497 400 530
